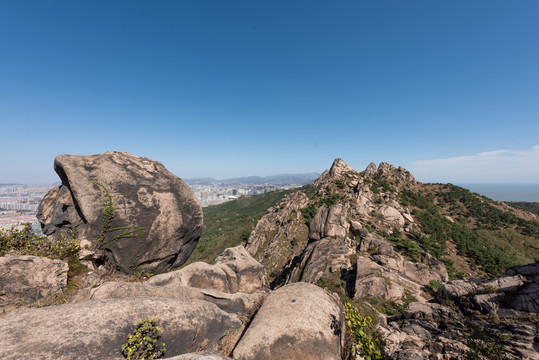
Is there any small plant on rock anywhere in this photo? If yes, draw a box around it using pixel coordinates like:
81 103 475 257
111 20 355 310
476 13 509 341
121 318 166 360
90 181 147 251
344 302 384 359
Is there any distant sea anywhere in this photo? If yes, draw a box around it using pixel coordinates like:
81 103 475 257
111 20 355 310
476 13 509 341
455 184 539 202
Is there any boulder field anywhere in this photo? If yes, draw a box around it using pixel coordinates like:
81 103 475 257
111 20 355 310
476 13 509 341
0 246 345 360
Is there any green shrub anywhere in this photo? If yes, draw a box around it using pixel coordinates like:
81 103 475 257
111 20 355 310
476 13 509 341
0 223 79 259
464 322 511 360
428 280 443 292
90 181 146 251
344 302 384 359
300 204 317 227
316 277 327 289
121 318 166 360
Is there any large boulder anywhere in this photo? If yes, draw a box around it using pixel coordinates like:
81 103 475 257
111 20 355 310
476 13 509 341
0 297 242 360
0 255 68 308
37 152 203 274
233 282 344 360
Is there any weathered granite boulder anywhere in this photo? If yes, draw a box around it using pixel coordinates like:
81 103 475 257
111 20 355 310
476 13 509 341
354 255 421 300
309 204 350 241
380 206 405 227
436 274 526 314
37 151 203 274
0 297 242 360
402 302 457 321
147 245 266 294
233 282 344 360
350 220 369 238
0 255 68 308
359 236 395 256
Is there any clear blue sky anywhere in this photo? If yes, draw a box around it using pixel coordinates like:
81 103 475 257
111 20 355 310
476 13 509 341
1 1 538 184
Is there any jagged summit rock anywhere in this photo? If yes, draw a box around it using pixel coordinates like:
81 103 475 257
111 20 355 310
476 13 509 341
37 151 203 274
364 162 377 176
363 161 417 183
328 158 354 177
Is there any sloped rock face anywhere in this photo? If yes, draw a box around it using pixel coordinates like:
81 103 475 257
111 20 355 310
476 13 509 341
353 247 448 301
0 297 242 360
233 282 344 360
245 191 310 279
309 204 350 241
291 236 349 284
37 151 203 274
0 255 68 308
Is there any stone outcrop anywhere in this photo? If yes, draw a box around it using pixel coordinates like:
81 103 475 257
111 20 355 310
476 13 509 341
233 282 344 360
37 151 203 274
328 158 354 178
0 297 242 360
147 245 266 294
291 236 348 284
354 237 448 300
380 205 405 227
309 204 350 241
505 261 539 313
437 261 539 315
376 297 539 360
0 245 350 359
369 261 539 360
0 255 68 308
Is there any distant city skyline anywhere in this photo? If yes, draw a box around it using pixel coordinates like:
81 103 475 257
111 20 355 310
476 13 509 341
1 1 538 185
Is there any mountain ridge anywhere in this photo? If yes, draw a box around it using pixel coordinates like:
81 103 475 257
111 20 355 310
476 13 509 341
183 172 320 185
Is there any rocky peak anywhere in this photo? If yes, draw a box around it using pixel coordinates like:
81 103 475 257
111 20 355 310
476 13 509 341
362 161 416 184
364 162 377 176
328 158 354 178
